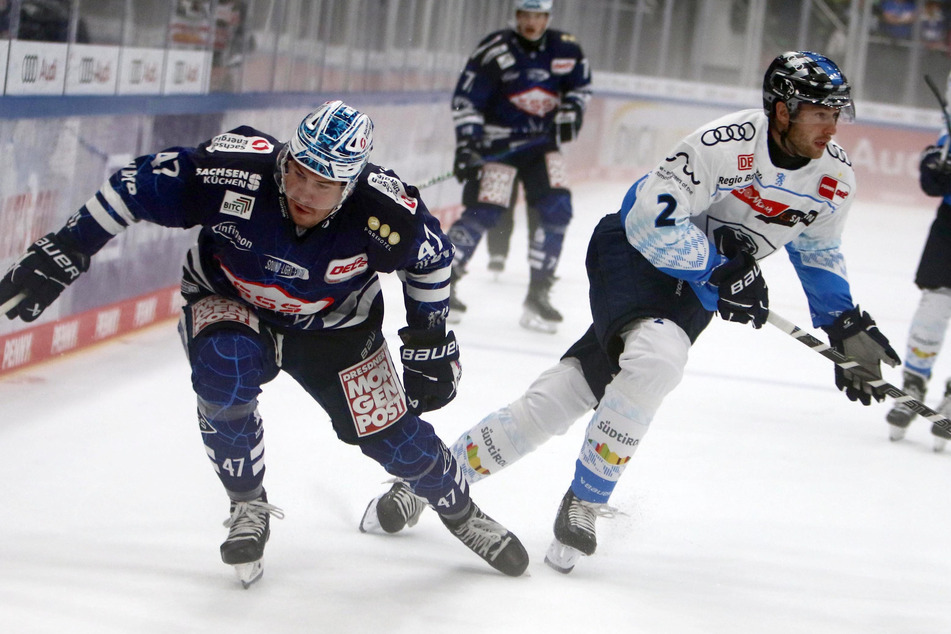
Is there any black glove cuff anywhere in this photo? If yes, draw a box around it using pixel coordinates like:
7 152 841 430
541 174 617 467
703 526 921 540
398 326 449 347
708 251 755 286
821 306 868 342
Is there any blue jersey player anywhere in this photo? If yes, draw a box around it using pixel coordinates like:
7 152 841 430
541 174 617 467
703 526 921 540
0 101 529 584
447 0 591 333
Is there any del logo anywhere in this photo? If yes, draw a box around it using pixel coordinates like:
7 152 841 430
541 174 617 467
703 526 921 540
339 346 406 438
731 184 789 217
817 175 851 204
220 190 255 219
551 58 576 74
737 154 754 170
325 253 369 283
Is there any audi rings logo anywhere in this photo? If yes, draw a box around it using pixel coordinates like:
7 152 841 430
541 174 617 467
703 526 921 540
701 122 756 146
825 143 851 166
22 55 39 83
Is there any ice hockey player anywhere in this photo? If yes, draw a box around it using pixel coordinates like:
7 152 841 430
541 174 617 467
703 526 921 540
447 0 592 333
884 71 951 451
0 101 529 584
360 52 900 573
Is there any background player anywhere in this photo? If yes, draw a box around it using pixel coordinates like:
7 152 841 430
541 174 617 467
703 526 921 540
447 0 591 333
0 101 529 584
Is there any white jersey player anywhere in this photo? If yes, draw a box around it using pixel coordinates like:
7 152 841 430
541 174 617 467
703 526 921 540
359 51 900 574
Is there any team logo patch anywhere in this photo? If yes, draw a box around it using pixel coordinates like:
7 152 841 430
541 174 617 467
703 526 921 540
551 58 576 75
368 172 418 213
325 253 369 283
207 133 274 154
508 87 560 117
817 175 851 204
339 346 407 438
219 190 255 219
738 154 754 170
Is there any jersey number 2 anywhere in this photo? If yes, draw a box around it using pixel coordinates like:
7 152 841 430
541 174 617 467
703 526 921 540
654 193 677 227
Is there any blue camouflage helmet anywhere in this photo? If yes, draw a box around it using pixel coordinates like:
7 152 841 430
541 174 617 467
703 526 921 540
278 100 373 213
763 51 854 121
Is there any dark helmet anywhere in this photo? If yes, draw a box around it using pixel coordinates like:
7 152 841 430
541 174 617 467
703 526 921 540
763 51 854 121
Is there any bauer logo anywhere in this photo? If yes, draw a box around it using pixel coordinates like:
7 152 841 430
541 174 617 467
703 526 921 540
339 346 406 438
219 190 255 219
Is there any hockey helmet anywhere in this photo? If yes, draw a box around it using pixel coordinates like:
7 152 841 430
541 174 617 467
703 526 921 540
515 0 552 13
762 51 854 122
278 100 373 214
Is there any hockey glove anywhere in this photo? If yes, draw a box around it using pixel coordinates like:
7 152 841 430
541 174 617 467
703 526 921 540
453 142 484 184
708 251 769 329
822 307 900 406
554 101 583 145
919 145 951 196
399 327 461 415
0 232 89 322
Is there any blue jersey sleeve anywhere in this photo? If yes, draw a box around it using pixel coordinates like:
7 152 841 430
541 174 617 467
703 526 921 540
785 241 854 328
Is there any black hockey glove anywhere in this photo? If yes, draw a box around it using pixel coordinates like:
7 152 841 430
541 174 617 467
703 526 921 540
399 327 461 415
453 142 484 184
708 251 768 329
821 307 900 406
919 145 951 196
0 232 89 322
554 101 583 145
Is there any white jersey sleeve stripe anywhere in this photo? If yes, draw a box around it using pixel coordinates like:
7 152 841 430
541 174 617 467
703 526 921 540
100 185 138 226
82 194 126 236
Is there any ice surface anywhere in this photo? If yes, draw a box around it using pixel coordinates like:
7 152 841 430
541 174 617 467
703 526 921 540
2 181 950 633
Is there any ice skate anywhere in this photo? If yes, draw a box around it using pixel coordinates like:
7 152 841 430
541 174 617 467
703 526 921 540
220 491 284 588
441 502 529 577
886 371 926 442
359 479 426 534
544 488 616 574
488 255 506 280
520 279 562 334
931 379 951 452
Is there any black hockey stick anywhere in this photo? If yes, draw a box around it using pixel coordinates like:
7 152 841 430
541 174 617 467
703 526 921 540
417 135 552 190
0 292 25 315
924 74 951 161
767 311 951 437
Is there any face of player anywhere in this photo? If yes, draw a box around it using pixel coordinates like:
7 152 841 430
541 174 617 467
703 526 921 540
282 157 347 228
773 102 840 160
515 10 550 41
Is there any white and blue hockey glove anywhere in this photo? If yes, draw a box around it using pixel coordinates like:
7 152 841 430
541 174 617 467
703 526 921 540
708 251 768 329
399 327 461 415
822 307 900 406
0 232 89 322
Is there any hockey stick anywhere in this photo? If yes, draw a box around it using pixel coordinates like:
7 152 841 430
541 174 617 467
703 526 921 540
0 292 25 315
924 74 951 162
417 135 552 190
766 311 951 437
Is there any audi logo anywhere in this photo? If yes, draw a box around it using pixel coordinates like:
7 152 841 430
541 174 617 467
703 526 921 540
825 143 851 166
700 122 756 146
22 54 38 83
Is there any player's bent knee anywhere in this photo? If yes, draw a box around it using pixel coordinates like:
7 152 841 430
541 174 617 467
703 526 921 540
359 414 443 480
535 192 572 228
612 318 690 411
513 357 598 440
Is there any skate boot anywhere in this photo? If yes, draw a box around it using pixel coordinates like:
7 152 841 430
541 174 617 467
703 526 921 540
447 268 466 324
359 479 427 534
488 255 506 279
520 279 562 334
220 491 284 588
544 488 616 574
931 378 951 452
886 371 926 441
441 502 529 577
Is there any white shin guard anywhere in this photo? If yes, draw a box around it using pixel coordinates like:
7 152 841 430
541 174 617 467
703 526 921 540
905 287 951 378
573 318 690 503
451 357 597 483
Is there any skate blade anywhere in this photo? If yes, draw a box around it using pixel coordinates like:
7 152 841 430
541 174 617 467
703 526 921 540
359 495 383 533
888 424 907 442
233 561 263 588
544 539 583 574
519 312 558 334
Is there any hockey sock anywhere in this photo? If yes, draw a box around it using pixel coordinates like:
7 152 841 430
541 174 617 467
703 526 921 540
904 288 951 378
198 398 266 495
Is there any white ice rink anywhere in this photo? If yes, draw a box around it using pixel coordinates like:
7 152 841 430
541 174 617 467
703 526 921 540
2 180 950 634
